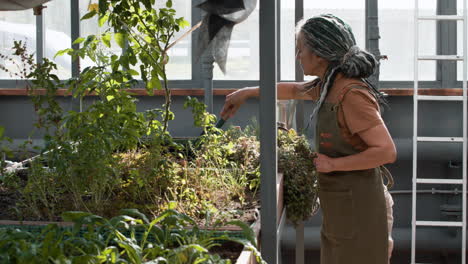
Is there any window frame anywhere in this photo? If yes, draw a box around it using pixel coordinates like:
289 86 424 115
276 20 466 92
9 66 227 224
0 0 460 89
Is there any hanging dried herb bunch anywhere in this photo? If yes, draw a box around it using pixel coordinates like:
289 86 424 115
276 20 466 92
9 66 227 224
278 128 319 226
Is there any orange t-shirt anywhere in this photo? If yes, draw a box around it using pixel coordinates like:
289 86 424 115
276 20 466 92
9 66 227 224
305 75 384 151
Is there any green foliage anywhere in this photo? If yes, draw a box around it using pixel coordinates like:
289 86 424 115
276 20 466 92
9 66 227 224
94 0 189 132
0 126 12 178
0 2 315 255
0 209 264 263
278 129 319 226
184 96 217 129
0 0 191 219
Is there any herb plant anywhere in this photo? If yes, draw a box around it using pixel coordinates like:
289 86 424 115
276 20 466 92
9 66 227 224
278 129 319 226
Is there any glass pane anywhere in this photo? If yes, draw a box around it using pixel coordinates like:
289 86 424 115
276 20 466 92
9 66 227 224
303 1 366 81
79 1 119 70
79 1 191 80
457 1 466 81
304 0 366 49
45 0 71 79
457 0 466 16
379 0 436 81
155 0 191 80
213 6 259 80
0 10 36 79
280 1 296 81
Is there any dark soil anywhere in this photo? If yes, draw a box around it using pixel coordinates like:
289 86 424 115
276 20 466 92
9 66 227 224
210 241 244 262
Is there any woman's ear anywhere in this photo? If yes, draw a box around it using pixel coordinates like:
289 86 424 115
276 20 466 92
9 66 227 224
317 55 330 68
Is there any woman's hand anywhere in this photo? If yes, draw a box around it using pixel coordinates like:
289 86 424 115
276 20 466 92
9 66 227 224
314 153 335 173
220 87 255 120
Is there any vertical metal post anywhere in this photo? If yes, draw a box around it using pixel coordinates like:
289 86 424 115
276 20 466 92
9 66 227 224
295 222 305 264
276 0 281 81
259 0 278 263
195 0 214 113
411 0 419 263
202 49 214 113
71 0 80 78
70 0 81 112
294 1 305 262
365 0 381 89
461 1 467 262
192 0 202 88
34 6 45 64
295 0 305 134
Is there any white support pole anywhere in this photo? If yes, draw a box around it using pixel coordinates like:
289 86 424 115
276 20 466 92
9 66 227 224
462 0 467 263
411 0 419 263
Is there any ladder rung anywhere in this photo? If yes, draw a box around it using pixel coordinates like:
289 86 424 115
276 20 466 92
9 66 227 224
418 55 464 61
418 15 464 21
417 95 464 101
416 178 463 184
417 137 464 142
416 220 463 227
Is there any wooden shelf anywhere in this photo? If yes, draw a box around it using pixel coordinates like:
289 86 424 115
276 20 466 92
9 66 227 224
0 88 464 97
381 88 463 96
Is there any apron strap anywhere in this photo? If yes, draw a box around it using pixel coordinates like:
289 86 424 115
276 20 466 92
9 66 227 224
380 165 394 189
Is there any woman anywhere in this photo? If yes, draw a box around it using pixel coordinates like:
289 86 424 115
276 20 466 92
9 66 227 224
220 14 396 264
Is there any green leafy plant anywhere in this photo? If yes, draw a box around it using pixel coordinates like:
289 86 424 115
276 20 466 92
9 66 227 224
0 207 265 263
78 0 189 133
0 126 13 179
0 0 192 219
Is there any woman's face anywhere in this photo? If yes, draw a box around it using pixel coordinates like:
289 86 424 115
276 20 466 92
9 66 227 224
296 32 326 77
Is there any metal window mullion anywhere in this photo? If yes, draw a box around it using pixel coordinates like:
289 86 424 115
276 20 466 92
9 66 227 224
259 0 278 262
436 0 457 88
71 0 80 78
365 0 381 89
295 0 305 135
191 0 202 87
192 0 214 113
411 0 419 263
71 0 81 112
36 8 44 64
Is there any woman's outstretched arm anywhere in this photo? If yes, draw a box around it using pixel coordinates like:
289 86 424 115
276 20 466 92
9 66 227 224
220 82 313 120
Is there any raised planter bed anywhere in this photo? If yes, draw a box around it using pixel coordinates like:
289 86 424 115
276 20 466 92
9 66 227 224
0 173 285 264
0 209 265 263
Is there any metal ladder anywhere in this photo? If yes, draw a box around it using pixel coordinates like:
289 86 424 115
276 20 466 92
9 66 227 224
412 0 467 263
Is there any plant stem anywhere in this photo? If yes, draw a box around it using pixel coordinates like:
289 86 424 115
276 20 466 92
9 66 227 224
162 65 171 133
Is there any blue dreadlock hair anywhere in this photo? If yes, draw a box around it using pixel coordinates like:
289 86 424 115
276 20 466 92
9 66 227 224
297 14 384 120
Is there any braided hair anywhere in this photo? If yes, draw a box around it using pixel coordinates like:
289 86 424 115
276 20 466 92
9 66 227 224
297 14 384 119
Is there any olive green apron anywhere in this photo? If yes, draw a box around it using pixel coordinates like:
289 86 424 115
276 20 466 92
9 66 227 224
316 87 389 264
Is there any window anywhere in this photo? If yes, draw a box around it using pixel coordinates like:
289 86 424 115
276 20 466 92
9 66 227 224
280 1 296 81
379 0 437 81
45 0 71 78
302 0 366 81
0 9 36 79
457 0 465 81
213 7 259 80
0 0 455 87
155 0 192 80
79 1 121 71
